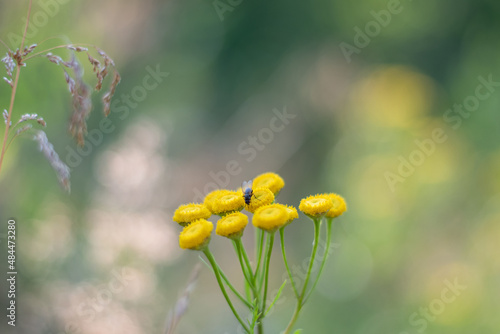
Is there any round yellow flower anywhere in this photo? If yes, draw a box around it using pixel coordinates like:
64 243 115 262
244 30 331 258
245 187 275 213
216 212 248 239
282 204 299 224
252 204 289 232
299 194 333 218
253 172 285 195
173 203 211 226
179 219 213 250
204 189 231 213
317 193 347 218
211 190 245 215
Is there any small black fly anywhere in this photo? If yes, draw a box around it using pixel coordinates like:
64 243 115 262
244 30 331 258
241 180 253 205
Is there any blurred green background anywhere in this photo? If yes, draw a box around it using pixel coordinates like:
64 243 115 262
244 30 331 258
1 0 499 333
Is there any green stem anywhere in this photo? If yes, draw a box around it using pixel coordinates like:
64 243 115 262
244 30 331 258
261 232 275 314
283 218 321 333
233 239 258 294
279 228 299 299
201 254 252 308
304 218 334 304
254 229 265 279
239 238 254 276
244 274 252 303
203 248 251 333
283 304 301 334
299 218 321 303
235 239 264 334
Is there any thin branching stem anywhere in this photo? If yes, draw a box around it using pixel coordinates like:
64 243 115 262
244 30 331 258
261 232 274 316
280 228 299 299
304 218 334 304
0 0 33 175
0 39 10 50
23 43 98 61
203 248 251 334
283 218 321 334
200 254 252 309
299 218 321 303
234 239 257 292
254 229 265 280
234 238 264 334
0 66 20 174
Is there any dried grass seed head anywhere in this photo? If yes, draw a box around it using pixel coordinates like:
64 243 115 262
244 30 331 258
33 131 71 192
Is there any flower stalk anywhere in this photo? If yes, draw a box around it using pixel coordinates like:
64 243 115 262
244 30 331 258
203 248 251 333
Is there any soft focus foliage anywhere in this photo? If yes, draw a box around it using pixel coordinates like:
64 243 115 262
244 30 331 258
1 0 499 333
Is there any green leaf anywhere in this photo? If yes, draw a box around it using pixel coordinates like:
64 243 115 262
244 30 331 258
265 280 287 316
293 329 303 334
250 307 262 332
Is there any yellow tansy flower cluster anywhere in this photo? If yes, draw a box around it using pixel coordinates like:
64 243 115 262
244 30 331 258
172 171 347 334
173 172 346 250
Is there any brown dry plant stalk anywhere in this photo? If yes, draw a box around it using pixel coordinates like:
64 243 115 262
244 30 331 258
164 264 201 334
0 0 121 191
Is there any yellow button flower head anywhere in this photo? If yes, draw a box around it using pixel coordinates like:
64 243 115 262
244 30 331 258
318 193 347 218
179 219 213 250
253 172 285 195
204 189 231 213
216 212 248 240
281 204 299 225
211 190 245 216
173 203 211 226
245 187 275 213
299 194 333 218
253 204 289 232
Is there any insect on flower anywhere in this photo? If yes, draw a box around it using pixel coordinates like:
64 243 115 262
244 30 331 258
241 180 254 205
